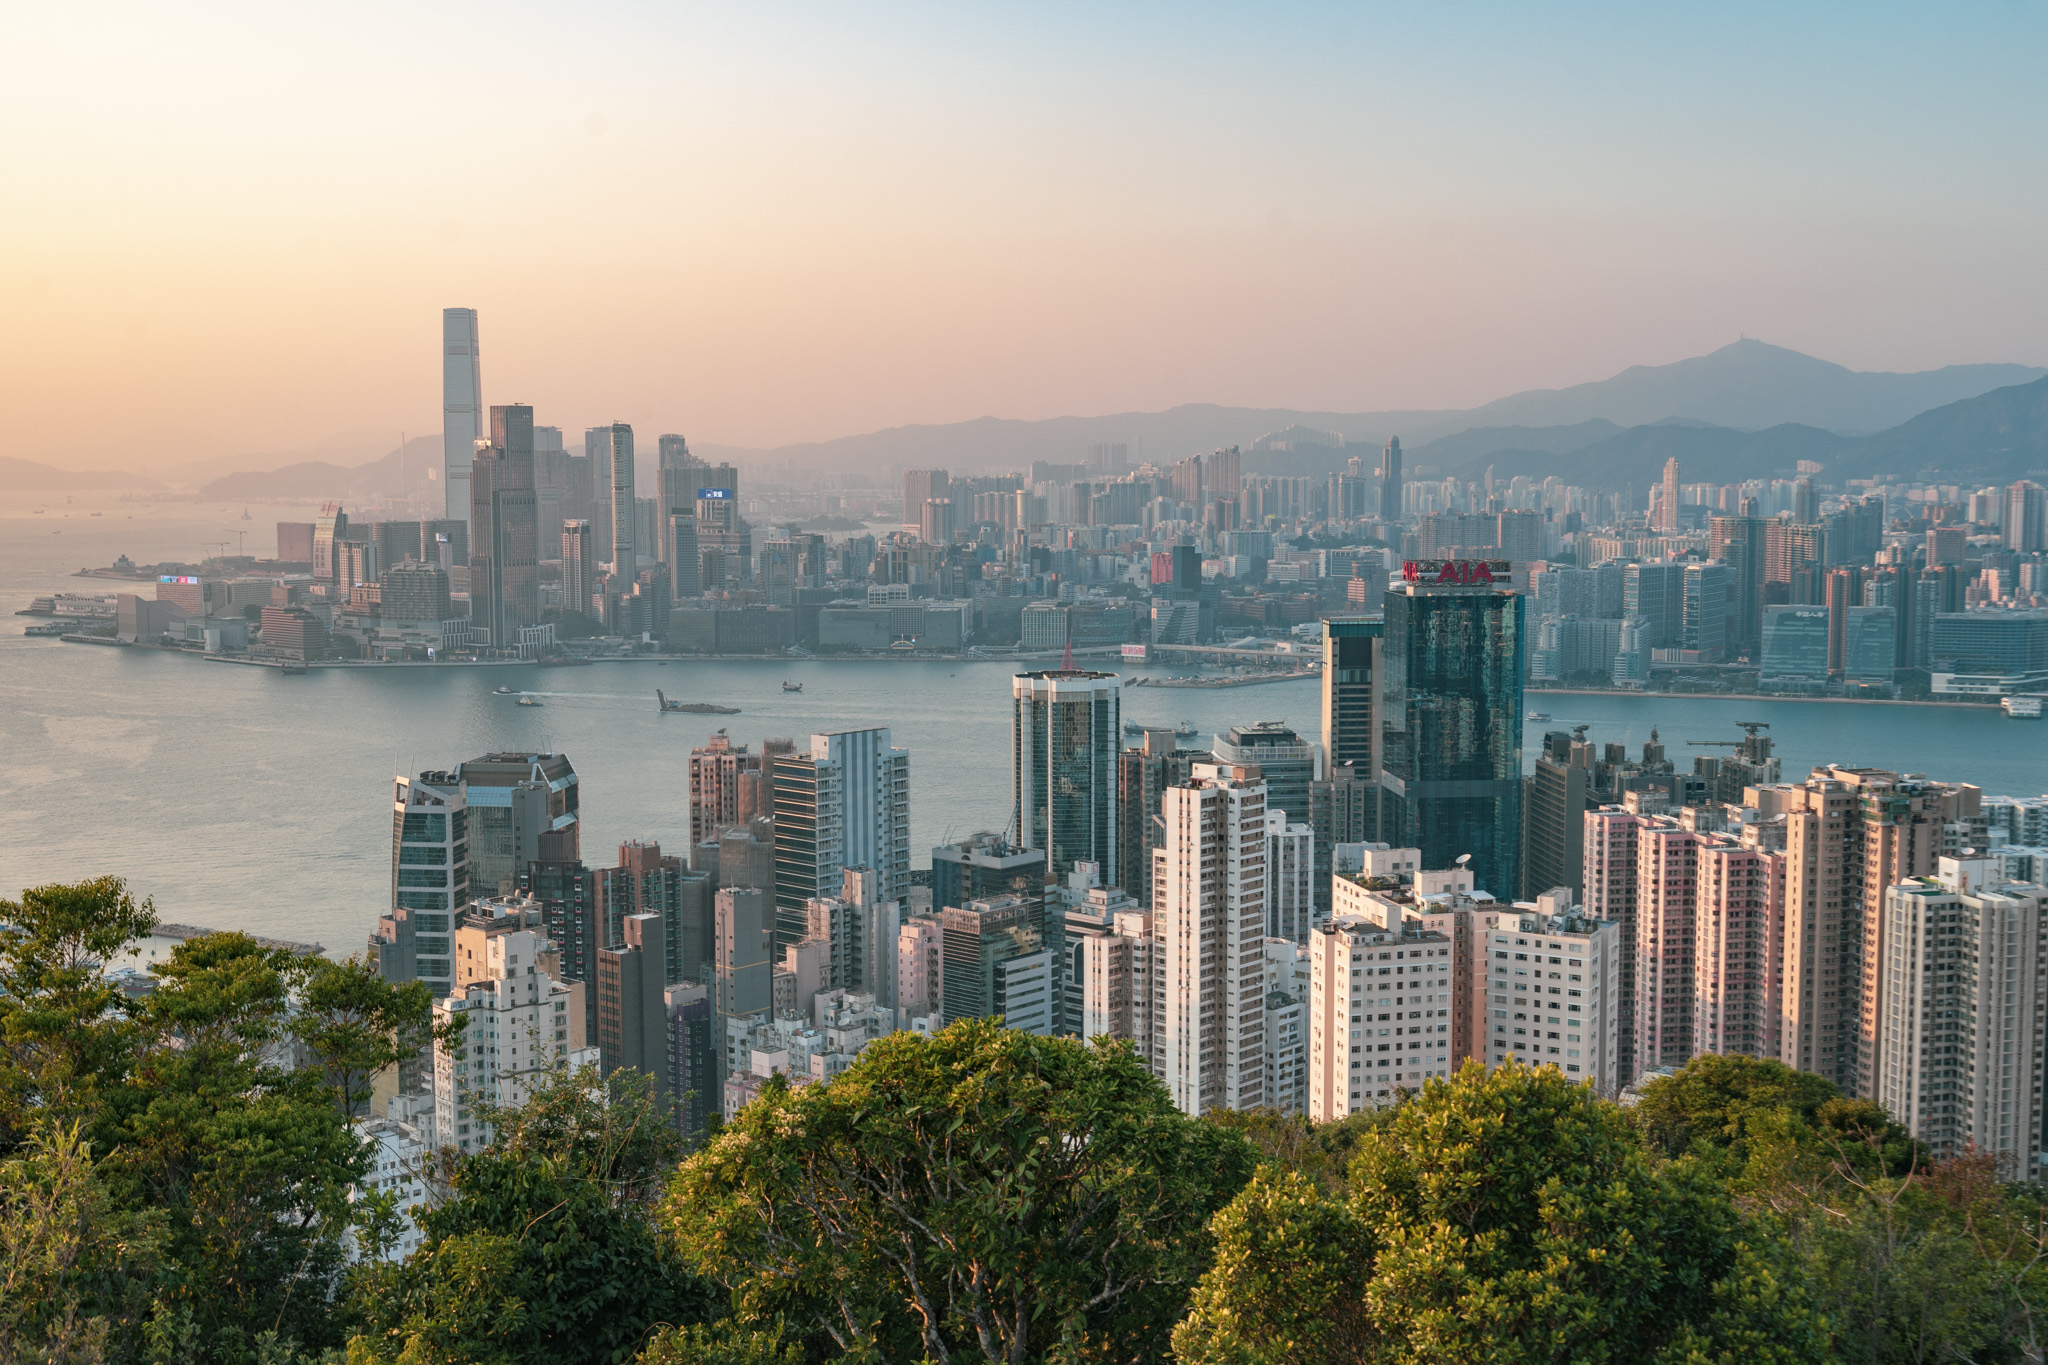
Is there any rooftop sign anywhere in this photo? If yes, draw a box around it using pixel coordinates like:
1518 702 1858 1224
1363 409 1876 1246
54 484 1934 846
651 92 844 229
1401 559 1511 585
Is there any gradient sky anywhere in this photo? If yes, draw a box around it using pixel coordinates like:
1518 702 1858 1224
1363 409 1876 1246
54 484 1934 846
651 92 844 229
4 1 2045 469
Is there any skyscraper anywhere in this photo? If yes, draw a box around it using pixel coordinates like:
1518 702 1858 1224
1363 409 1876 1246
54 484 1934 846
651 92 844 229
1154 762 1269 1115
689 731 758 845
1321 616 1381 773
1212 722 1314 825
1521 730 1591 899
1377 436 1403 522
455 751 581 898
1658 455 1681 532
1378 566 1525 900
607 423 637 575
1011 670 1121 885
771 729 911 951
904 469 949 530
470 404 541 650
370 769 469 996
442 308 482 524
561 520 593 619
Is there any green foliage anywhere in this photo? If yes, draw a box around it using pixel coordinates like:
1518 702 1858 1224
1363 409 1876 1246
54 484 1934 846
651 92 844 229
669 1019 1257 1365
291 954 439 1120
1204 1105 1397 1193
0 876 157 1139
1630 1054 1921 1188
1176 1061 1826 1365
0 1118 166 1364
347 1066 712 1365
1171 1168 1376 1365
634 1320 802 1365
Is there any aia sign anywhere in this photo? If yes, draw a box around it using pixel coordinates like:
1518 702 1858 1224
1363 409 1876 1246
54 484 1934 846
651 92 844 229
1402 559 1511 585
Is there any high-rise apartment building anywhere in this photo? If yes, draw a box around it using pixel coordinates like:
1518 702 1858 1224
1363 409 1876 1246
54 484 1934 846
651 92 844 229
430 898 592 1152
1153 763 1269 1116
2005 480 2046 553
1875 860 2047 1166
1115 731 1200 906
596 913 669 1104
939 895 1053 1033
441 308 482 524
1658 455 1681 531
904 469 949 530
1307 915 1455 1120
1523 730 1592 900
1011 671 1121 883
1471 897 1621 1093
597 840 711 988
1378 567 1525 901
1265 811 1316 942
896 915 944 1023
1692 839 1786 1061
1634 818 1700 1073
689 731 759 845
714 888 773 1083
771 729 911 951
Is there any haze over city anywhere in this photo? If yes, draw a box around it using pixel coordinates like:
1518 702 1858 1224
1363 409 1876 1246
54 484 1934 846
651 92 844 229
11 5 2048 1361
6 1 2048 469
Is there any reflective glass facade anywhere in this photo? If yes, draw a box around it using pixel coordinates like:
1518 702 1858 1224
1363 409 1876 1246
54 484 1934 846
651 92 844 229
1378 585 1523 900
1011 671 1120 882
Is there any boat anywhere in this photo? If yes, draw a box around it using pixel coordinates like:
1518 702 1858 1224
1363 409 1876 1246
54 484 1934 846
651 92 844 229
1175 720 1197 737
516 695 542 707
537 656 589 667
279 662 309 675
23 621 75 637
1526 712 1551 722
782 681 803 692
494 684 515 694
658 689 740 715
2002 696 2043 719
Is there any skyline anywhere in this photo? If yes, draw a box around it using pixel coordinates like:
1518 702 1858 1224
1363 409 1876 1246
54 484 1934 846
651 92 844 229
4 2 2047 470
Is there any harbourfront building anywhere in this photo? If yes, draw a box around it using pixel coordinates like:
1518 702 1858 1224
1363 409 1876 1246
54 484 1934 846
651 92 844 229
371 770 469 996
1377 562 1525 900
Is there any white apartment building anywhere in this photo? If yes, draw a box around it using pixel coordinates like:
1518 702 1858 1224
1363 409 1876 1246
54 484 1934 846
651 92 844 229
348 1090 434 1262
431 901 594 1152
1154 763 1269 1115
1264 937 1311 1114
1473 898 1623 1095
720 988 898 1120
1265 810 1317 943
1307 916 1456 1120
895 915 943 1027
1875 860 2048 1170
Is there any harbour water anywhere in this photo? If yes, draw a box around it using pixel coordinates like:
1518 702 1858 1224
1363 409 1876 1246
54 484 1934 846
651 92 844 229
5 497 2043 957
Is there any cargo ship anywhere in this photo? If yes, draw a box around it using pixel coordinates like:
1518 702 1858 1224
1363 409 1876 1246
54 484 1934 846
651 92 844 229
658 690 740 715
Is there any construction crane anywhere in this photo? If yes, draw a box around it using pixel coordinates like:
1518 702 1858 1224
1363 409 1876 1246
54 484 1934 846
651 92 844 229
1686 721 1770 747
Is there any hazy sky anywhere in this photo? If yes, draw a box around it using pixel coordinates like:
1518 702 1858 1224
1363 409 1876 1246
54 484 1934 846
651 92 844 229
4 1 2045 468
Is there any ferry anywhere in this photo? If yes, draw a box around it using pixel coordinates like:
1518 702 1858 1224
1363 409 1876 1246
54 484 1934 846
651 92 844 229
494 684 515 695
1526 711 1551 722
516 694 542 707
782 681 803 692
2002 696 2043 719
24 621 75 637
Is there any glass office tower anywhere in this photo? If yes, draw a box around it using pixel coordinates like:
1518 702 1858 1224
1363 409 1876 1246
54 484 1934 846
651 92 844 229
1378 573 1524 900
1011 670 1121 883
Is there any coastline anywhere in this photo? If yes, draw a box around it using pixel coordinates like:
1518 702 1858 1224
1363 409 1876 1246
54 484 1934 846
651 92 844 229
1528 686 2000 711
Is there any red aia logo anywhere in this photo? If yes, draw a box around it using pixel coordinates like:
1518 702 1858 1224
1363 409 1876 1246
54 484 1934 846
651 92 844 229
1401 559 1510 584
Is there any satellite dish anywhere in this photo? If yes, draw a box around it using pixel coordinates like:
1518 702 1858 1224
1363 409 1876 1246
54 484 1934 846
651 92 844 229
1455 853 1472 867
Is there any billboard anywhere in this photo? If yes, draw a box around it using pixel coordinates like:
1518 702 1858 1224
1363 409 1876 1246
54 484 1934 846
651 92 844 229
1400 559 1511 585
1121 643 1150 661
159 575 200 585
697 488 732 500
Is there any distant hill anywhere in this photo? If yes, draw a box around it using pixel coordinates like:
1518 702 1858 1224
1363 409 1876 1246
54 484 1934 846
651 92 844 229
701 340 2044 479
1430 377 2048 488
1458 339 2045 435
0 457 160 492
193 437 440 502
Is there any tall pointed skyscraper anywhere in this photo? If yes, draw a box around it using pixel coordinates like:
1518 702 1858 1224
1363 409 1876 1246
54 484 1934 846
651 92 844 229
607 423 637 574
1377 435 1403 522
442 309 482 524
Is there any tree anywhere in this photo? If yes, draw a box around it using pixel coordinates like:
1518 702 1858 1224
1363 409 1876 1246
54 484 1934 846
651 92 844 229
290 954 438 1119
0 876 156 1144
1171 1168 1376 1365
1175 1061 1825 1365
348 1065 712 1365
95 932 368 1359
669 1020 1258 1365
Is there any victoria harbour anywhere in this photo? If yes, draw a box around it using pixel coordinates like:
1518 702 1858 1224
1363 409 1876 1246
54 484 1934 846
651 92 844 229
6 499 2039 957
